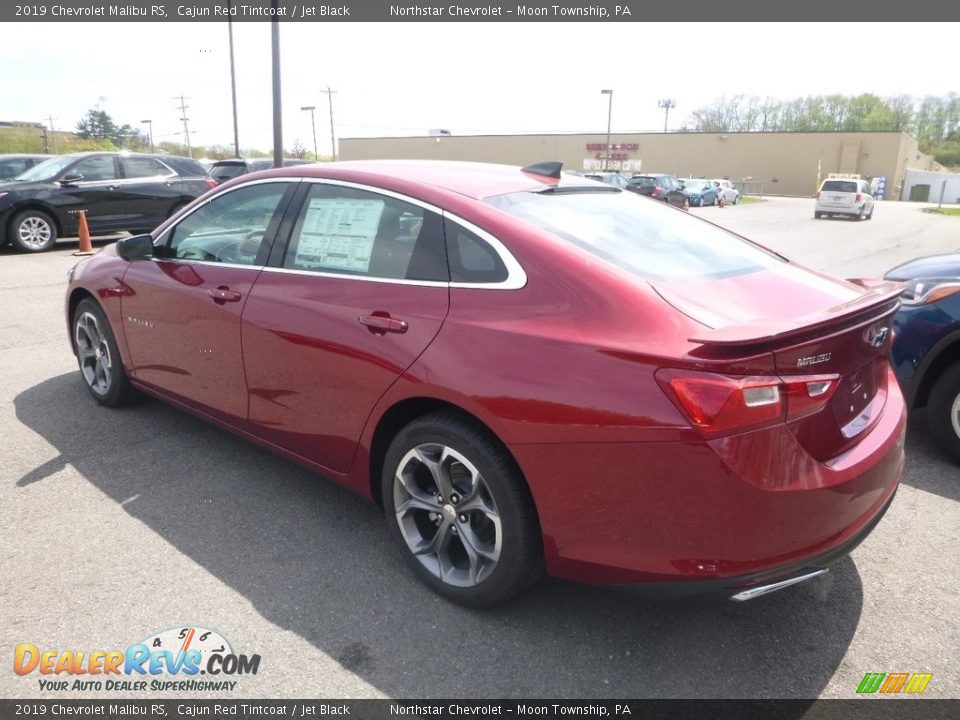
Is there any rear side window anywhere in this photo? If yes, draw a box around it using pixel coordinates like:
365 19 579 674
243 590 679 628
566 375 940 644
486 189 781 282
211 163 247 181
444 219 508 284
821 180 857 193
121 157 170 178
283 184 448 282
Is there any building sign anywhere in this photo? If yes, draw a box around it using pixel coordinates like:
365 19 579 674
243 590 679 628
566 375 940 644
586 143 639 163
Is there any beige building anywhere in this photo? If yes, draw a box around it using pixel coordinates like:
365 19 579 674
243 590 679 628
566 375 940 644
340 131 942 200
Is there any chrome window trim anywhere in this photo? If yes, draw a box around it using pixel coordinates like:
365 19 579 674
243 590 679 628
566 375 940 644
259 265 448 287
295 177 527 290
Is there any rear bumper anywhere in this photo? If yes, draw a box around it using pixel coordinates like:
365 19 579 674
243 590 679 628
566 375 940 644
512 374 906 589
611 486 896 600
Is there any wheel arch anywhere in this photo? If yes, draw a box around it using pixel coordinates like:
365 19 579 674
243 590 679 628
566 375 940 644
367 396 535 522
912 333 960 409
67 287 99 355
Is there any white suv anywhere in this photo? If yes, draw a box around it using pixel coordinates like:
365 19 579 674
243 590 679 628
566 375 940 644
815 178 875 221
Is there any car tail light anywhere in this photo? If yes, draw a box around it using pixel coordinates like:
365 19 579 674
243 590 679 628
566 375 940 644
815 191 820 199
855 193 863 203
652 186 663 198
204 177 218 189
656 369 840 438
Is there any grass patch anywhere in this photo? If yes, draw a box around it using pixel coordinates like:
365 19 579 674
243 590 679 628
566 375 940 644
737 196 766 204
922 207 960 216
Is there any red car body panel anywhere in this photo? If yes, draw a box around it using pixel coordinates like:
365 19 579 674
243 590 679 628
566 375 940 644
66 160 906 592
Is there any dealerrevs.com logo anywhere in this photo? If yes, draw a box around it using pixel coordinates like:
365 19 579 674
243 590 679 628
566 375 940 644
14 626 260 692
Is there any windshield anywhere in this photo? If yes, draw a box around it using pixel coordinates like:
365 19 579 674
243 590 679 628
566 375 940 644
14 155 76 182
485 189 782 282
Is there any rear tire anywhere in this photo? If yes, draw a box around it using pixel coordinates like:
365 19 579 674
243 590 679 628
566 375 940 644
733 194 740 205
814 212 822 219
927 365 960 465
381 411 543 607
857 207 865 221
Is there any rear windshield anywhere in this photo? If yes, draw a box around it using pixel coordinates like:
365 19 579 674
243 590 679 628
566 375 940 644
821 180 857 193
211 164 246 181
629 176 656 186
485 189 781 282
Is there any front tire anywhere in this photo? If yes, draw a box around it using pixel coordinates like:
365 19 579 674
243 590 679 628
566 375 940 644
928 365 960 465
72 298 138 407
10 209 57 252
382 411 543 607
814 211 823 219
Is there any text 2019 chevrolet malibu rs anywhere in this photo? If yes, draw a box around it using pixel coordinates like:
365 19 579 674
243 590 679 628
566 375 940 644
66 160 905 607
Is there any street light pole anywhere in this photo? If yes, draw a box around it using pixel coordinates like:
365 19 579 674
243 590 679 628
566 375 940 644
270 6 283 169
140 119 153 153
658 98 676 133
301 106 318 161
227 0 240 158
601 89 613 171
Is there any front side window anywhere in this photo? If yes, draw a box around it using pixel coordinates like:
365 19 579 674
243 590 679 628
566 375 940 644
71 156 119 182
283 184 447 282
165 182 289 265
486 188 782 282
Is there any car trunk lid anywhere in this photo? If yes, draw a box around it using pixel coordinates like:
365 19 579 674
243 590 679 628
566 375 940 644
653 268 902 460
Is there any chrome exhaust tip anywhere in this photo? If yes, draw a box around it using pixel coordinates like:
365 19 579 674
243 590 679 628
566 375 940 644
730 568 829 602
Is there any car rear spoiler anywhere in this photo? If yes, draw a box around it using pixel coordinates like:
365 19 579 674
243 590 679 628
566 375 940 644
688 279 905 347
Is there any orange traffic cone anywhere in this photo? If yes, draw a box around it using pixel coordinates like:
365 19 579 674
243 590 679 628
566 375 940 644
718 193 726 209
73 210 94 256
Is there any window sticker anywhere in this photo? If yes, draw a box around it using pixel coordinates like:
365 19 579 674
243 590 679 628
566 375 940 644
294 197 384 272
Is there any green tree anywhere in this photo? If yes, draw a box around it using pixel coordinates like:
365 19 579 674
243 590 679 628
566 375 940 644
74 107 138 147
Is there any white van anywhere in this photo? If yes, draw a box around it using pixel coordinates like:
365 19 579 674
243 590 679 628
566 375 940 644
815 178 875 220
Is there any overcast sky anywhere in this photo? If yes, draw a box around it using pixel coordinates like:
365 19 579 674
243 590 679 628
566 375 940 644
2 22 957 156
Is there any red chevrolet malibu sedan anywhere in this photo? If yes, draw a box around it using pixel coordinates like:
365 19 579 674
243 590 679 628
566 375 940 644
66 160 905 607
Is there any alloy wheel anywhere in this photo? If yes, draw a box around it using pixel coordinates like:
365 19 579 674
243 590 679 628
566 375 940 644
75 311 113 396
392 443 502 587
18 215 52 250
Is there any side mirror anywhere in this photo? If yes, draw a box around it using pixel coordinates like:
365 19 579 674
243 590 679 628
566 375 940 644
59 173 84 185
116 234 155 262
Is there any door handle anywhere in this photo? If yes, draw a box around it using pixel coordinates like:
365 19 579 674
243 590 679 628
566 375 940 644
359 314 408 334
208 286 242 304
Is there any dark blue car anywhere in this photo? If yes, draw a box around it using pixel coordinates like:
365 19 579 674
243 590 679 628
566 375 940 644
885 253 960 464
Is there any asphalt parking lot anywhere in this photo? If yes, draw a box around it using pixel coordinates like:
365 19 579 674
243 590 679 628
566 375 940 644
1 196 958 700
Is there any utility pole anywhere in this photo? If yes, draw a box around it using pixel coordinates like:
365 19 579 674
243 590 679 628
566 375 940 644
320 85 337 161
173 95 192 158
40 127 49 153
47 116 58 153
658 98 676 133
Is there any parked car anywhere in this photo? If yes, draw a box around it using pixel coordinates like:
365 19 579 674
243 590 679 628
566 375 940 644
209 157 313 185
679 178 719 207
66 159 905 607
885 253 960 464
626 173 683 200
0 153 52 180
815 178 875 220
0 152 216 252
712 178 741 204
581 172 630 189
